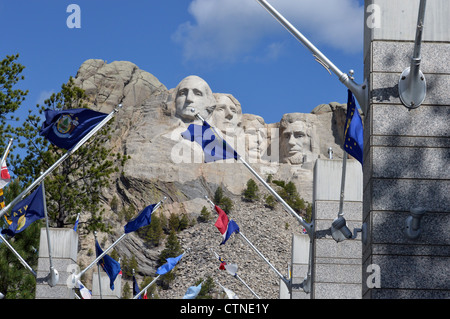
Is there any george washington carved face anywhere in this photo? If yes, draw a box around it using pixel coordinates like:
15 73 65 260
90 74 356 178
174 75 215 122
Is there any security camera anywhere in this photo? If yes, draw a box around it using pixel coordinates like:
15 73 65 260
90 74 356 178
0 292 4 299
404 207 426 239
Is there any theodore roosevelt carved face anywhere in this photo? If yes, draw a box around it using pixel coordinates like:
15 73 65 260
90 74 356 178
174 75 215 122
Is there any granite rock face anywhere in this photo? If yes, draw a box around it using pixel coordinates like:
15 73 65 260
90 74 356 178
72 59 356 298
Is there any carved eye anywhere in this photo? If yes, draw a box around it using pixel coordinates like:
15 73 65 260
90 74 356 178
178 89 188 97
193 89 203 96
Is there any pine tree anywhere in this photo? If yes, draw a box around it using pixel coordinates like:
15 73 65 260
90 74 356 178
157 230 182 289
0 54 28 154
13 77 127 231
158 230 182 266
196 276 215 299
243 178 259 202
198 206 211 222
0 55 38 299
213 186 233 213
0 179 40 299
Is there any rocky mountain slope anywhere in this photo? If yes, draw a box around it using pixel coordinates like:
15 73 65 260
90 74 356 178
70 59 351 298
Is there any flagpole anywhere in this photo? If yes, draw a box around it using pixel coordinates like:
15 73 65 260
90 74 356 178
0 105 122 221
205 197 289 286
133 275 160 299
234 273 260 299
238 156 314 236
94 231 103 299
253 0 368 114
1 138 13 166
212 250 260 299
338 152 348 218
197 114 313 294
238 232 289 286
41 178 59 287
72 197 165 283
197 113 314 238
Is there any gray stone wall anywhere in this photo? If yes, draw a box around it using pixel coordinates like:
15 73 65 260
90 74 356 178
311 159 363 299
35 228 78 299
91 271 122 299
363 0 450 298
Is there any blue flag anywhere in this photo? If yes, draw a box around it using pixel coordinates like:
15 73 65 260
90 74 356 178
40 108 108 150
156 253 184 275
133 275 142 299
95 239 121 291
182 283 202 299
181 120 239 163
73 213 80 232
124 203 156 233
344 90 363 165
220 220 240 245
1 184 45 237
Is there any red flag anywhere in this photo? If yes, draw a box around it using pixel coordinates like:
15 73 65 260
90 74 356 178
214 205 229 234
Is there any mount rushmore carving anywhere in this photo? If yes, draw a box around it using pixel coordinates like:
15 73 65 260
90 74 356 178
73 59 354 215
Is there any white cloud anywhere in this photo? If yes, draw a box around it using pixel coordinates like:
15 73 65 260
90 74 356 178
172 0 364 64
36 90 55 106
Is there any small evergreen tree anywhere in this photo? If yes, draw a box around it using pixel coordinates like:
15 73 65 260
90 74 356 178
213 186 233 213
243 178 259 202
157 230 183 289
198 206 211 223
264 194 276 209
196 276 215 299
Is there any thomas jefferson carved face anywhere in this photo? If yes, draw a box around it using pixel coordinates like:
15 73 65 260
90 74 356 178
210 94 242 134
175 75 215 121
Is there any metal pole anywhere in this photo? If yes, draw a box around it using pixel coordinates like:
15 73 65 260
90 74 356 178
41 179 59 287
133 275 160 299
398 0 427 108
0 106 121 221
254 0 368 114
197 113 314 238
238 232 289 286
1 138 13 166
235 273 260 299
413 0 427 61
0 233 36 277
94 231 103 299
76 233 127 282
338 152 348 217
239 156 313 235
212 250 260 299
73 197 164 282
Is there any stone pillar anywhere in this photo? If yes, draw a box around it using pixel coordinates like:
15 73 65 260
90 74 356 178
290 233 310 299
312 159 363 298
35 228 78 299
363 0 450 298
91 271 122 299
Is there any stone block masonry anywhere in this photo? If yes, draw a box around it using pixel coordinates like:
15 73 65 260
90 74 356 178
363 0 450 299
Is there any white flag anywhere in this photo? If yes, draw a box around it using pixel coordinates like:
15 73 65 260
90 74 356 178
218 282 239 299
77 280 92 299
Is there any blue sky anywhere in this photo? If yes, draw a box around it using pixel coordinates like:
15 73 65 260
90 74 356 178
0 0 365 125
